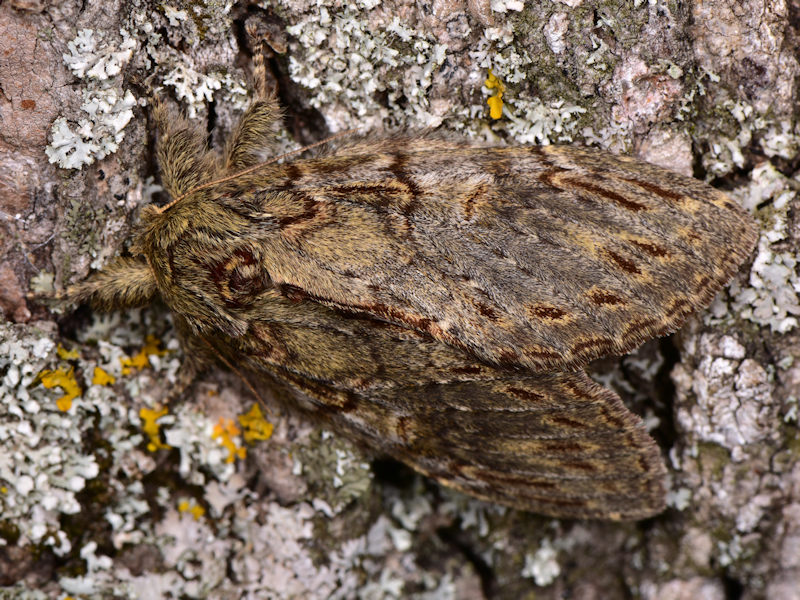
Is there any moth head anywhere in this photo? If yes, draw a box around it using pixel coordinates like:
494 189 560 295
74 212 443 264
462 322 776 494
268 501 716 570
129 197 251 339
130 204 165 257
130 196 208 261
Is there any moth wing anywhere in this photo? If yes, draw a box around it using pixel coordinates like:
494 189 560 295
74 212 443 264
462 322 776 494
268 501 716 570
243 142 757 372
273 367 665 520
225 300 665 520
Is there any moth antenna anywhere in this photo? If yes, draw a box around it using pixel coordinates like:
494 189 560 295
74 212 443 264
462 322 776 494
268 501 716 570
159 130 354 213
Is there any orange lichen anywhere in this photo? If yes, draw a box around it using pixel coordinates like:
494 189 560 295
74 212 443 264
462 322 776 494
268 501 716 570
139 406 171 452
91 366 116 386
178 499 206 520
238 404 274 443
56 344 80 360
38 367 82 411
212 418 247 463
485 70 505 120
120 335 167 375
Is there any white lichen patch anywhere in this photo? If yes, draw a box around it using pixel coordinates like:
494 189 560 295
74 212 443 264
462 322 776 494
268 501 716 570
124 5 248 122
490 0 525 13
62 28 136 81
673 334 775 460
162 5 189 27
519 525 602 589
701 98 800 181
666 486 693 511
521 538 561 586
0 310 182 565
159 404 239 484
275 1 451 131
0 322 93 556
497 97 587 144
228 502 359 597
46 29 138 170
709 162 800 333
641 577 726 600
700 100 755 177
59 541 115 595
469 24 526 84
465 23 588 144
670 326 785 534
162 64 248 119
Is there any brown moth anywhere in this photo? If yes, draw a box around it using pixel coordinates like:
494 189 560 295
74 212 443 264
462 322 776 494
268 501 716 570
64 35 758 521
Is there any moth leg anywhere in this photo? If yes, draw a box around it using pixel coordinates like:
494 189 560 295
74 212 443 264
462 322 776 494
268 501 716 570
152 98 221 199
246 20 281 101
65 257 156 311
222 23 283 172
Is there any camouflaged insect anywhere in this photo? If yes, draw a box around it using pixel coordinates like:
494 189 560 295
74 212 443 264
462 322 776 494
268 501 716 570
65 36 758 520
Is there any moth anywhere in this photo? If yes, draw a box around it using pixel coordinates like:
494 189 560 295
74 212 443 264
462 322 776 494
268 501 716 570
64 36 758 521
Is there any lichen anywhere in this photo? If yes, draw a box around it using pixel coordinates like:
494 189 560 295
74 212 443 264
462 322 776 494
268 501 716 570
120 334 167 375
36 367 82 411
521 538 561 586
211 417 247 463
0 322 97 557
162 64 247 119
291 430 373 513
276 1 451 130
484 70 505 119
237 403 273 443
708 162 799 333
1 310 389 598
12 1 798 596
45 29 138 170
91 366 116 386
674 335 774 459
139 406 171 452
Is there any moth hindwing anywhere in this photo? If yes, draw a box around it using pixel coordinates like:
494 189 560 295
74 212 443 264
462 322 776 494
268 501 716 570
67 62 757 521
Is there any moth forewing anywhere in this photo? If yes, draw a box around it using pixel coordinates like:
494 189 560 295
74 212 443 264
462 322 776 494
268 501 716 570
65 50 758 520
223 142 757 374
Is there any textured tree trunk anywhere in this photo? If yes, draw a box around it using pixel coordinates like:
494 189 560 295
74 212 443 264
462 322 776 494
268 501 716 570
1 1 798 598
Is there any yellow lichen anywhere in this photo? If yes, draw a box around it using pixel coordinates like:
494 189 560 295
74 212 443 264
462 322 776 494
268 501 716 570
485 69 505 120
212 418 247 463
178 499 206 520
238 404 274 444
92 366 116 386
120 335 167 375
56 344 80 360
140 406 171 452
38 367 82 411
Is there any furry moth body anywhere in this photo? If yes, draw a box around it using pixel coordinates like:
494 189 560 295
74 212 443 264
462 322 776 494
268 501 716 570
66 57 758 520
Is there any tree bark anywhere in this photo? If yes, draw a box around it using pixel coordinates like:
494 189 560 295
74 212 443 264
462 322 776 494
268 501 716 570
1 1 798 598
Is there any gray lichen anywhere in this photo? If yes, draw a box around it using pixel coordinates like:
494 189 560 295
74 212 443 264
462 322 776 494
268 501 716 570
45 28 138 169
